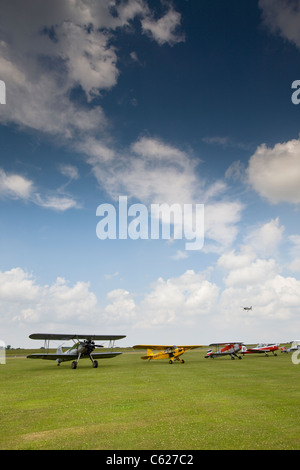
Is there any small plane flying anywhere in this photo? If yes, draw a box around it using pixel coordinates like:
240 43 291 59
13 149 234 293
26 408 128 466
27 333 126 369
205 343 243 360
241 306 252 311
133 344 202 364
241 343 279 357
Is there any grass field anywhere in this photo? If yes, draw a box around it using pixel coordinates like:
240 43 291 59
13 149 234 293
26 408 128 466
1 349 299 450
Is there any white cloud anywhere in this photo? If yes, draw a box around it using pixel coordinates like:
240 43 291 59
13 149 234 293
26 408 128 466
0 268 99 327
0 0 184 139
59 164 79 181
104 289 136 324
3 256 300 346
222 257 278 288
33 193 80 211
259 0 300 50
0 169 33 200
86 136 200 204
141 7 185 45
138 270 219 327
0 268 40 303
287 235 300 272
171 250 189 260
204 201 244 253
247 138 300 204
244 217 284 257
0 0 190 217
0 167 79 211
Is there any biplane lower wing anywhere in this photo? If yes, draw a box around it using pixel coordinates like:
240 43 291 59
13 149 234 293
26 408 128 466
27 333 126 369
27 352 122 361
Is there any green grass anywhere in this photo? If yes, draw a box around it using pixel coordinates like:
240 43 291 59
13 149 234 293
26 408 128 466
1 350 300 450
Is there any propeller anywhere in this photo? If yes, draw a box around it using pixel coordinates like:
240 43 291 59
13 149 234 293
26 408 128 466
80 340 104 354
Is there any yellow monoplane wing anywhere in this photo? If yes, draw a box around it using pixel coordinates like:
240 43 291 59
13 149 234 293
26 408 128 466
133 345 203 351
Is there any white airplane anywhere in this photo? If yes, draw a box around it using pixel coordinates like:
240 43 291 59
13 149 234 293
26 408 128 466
205 342 243 360
27 333 126 369
281 340 300 353
241 343 279 357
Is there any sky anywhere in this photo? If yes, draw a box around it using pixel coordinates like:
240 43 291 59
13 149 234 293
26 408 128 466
1 0 300 348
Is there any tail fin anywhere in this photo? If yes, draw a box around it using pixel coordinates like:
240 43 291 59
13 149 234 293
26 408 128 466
141 349 154 360
56 345 63 354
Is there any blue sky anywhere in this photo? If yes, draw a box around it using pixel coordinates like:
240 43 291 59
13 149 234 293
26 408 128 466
1 0 300 348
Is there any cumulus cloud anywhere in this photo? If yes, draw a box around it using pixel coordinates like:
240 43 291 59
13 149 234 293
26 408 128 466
0 0 184 139
244 217 284 257
0 268 99 328
0 0 189 215
85 136 199 204
287 234 300 272
247 138 300 204
87 134 243 251
259 0 300 50
141 7 185 45
203 201 244 253
0 169 33 200
138 270 219 327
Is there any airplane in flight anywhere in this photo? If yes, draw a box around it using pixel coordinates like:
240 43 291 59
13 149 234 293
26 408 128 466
133 344 202 364
241 306 252 311
27 333 126 369
241 343 279 357
205 343 243 360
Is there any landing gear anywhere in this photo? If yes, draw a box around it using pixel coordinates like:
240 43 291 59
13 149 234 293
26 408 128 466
231 354 242 360
71 352 81 369
90 354 98 368
169 358 185 364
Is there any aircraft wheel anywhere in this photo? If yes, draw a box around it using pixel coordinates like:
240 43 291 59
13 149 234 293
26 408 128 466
72 361 77 369
181 359 185 363
93 360 98 368
238 356 242 360
169 360 173 364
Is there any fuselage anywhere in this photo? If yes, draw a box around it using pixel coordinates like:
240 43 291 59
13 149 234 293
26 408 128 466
205 343 242 359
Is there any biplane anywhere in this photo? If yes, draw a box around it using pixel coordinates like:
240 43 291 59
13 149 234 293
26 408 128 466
241 343 279 356
205 343 243 360
27 333 126 369
133 344 202 364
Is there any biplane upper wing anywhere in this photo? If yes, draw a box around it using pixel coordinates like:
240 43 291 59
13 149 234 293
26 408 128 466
29 333 126 341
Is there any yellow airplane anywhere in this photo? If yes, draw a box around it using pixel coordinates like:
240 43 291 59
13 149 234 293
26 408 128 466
133 344 202 364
